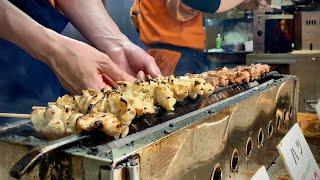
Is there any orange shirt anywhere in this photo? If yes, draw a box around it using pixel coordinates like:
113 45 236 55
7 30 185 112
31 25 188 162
131 0 206 50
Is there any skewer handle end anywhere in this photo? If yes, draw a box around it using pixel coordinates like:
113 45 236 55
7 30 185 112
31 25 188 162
0 113 31 119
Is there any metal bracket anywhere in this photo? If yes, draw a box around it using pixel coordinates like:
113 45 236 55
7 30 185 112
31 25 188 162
100 156 140 180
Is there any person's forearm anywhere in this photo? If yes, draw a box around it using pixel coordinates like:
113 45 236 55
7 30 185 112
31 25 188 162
0 0 60 62
56 0 129 52
181 0 245 13
216 0 245 13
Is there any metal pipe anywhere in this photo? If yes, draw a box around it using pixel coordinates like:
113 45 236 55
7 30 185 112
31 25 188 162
127 159 140 180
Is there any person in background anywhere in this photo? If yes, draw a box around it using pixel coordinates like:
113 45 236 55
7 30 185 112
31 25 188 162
130 0 253 76
0 0 161 95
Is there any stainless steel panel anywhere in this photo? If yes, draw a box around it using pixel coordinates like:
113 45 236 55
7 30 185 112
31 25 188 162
136 79 297 180
295 11 320 50
247 53 320 112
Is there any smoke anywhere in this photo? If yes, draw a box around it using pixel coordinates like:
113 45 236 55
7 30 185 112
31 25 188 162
223 22 252 45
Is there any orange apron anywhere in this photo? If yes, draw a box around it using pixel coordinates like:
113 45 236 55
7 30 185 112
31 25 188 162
131 0 206 75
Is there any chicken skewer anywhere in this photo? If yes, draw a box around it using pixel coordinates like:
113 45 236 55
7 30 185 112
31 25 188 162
26 76 215 139
0 64 270 140
30 104 129 140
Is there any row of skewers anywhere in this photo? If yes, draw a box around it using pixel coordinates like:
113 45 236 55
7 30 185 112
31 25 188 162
4 64 270 140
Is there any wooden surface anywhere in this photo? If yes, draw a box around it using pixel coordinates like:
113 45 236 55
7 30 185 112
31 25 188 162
297 113 320 138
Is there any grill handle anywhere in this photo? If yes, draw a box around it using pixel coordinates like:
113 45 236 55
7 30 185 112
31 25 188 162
10 134 90 179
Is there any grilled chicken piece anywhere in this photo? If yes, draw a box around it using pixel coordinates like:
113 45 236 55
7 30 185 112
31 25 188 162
31 107 48 132
170 83 189 101
120 80 157 96
76 113 103 132
78 89 104 113
154 84 176 111
248 64 261 80
44 104 63 122
255 63 270 75
32 105 80 138
41 119 66 140
262 64 270 73
87 97 109 113
107 82 156 117
202 82 215 96
122 91 155 116
99 113 129 138
119 79 177 112
167 75 189 101
61 106 74 124
76 112 128 138
65 112 83 134
217 67 237 84
233 67 251 83
107 91 136 125
180 77 206 99
189 79 205 99
56 95 77 110
237 65 259 81
202 76 219 87
203 71 229 87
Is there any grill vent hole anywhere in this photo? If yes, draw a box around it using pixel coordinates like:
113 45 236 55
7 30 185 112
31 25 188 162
230 149 239 173
211 164 222 180
276 115 281 129
258 128 264 148
246 137 253 158
283 110 287 125
268 121 274 138
289 106 293 120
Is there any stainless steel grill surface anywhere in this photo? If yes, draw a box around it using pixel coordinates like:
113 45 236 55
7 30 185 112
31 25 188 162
0 72 299 180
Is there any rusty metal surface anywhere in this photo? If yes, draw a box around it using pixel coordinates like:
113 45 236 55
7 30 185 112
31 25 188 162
0 74 298 179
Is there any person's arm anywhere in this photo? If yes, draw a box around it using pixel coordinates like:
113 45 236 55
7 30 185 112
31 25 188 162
216 0 247 12
56 0 161 79
181 0 247 13
0 0 135 94
0 0 55 62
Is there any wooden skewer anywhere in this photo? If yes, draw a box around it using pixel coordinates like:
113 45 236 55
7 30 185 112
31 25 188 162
0 106 45 119
32 106 46 110
0 113 31 119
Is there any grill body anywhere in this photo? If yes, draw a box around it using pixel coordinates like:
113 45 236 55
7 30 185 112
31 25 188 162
0 74 298 180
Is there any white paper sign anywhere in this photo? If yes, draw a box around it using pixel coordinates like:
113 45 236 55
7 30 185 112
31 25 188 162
277 123 320 180
251 166 270 180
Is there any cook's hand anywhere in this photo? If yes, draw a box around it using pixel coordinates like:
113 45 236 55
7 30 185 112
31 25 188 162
43 35 136 94
106 40 162 80
97 38 162 80
55 0 161 80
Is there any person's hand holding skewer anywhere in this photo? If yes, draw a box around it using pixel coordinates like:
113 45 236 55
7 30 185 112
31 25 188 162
97 37 162 81
42 32 136 94
56 0 162 82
